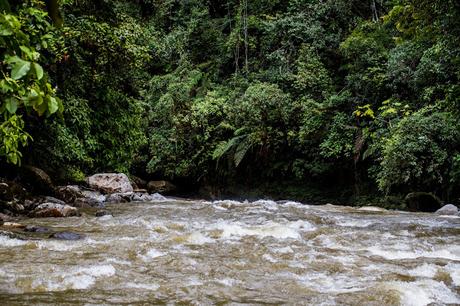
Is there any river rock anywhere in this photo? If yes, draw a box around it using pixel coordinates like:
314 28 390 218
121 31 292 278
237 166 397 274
25 225 51 233
147 180 176 194
30 203 79 218
49 232 84 240
86 173 133 194
95 210 112 217
105 192 133 203
131 176 147 189
405 192 441 212
0 212 13 222
44 196 66 205
435 204 459 216
20 166 54 194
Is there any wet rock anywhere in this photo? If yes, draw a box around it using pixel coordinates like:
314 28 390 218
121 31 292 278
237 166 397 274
0 212 13 222
20 165 54 194
30 203 79 218
133 189 148 193
0 230 25 240
95 210 112 217
44 196 66 205
2 222 25 229
49 231 84 240
405 192 441 213
73 197 105 208
131 192 156 202
86 173 133 194
105 192 133 203
1 201 25 213
147 180 176 194
0 180 27 201
56 185 106 205
131 176 147 189
435 204 459 216
25 225 51 233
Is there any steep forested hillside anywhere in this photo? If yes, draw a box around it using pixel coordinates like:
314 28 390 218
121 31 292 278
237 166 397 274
1 0 459 206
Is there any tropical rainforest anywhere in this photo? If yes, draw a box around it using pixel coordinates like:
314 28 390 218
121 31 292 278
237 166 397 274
1 0 459 207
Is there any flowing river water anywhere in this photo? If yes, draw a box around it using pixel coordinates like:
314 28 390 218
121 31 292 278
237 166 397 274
0 197 459 305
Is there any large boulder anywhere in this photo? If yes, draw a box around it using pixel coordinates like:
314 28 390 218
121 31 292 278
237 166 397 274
30 203 79 218
86 173 133 194
147 180 176 194
435 204 459 216
405 192 442 212
20 166 54 194
55 185 106 207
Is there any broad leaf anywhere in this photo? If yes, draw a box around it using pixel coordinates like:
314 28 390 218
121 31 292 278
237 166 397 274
5 97 18 114
32 63 44 80
47 96 59 114
11 59 31 80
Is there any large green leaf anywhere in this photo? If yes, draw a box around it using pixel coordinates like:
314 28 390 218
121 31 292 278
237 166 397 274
32 63 44 80
47 96 59 114
11 59 31 80
5 97 18 114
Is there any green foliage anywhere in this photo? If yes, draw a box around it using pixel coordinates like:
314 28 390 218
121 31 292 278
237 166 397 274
378 108 460 194
0 1 63 165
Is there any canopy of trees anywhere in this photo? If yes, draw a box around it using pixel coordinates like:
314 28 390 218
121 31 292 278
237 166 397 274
1 0 459 205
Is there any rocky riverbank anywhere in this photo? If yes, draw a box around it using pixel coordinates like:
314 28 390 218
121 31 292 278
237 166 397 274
0 169 179 239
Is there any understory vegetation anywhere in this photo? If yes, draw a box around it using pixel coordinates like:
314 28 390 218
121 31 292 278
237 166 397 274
1 0 459 206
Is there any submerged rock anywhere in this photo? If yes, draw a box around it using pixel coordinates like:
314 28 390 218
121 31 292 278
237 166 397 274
147 180 176 194
435 204 459 216
405 192 441 213
86 173 133 194
30 203 79 218
25 225 51 233
95 210 112 217
49 231 84 240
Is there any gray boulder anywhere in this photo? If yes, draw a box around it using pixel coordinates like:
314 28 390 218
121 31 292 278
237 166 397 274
435 204 459 216
86 173 133 194
105 192 133 203
56 185 106 207
30 203 79 218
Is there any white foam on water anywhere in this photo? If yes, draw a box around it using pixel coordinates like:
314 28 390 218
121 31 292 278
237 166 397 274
28 264 116 292
97 215 113 221
273 246 294 254
334 218 375 228
383 280 460 306
37 240 82 252
262 254 278 263
367 245 460 261
216 278 240 286
106 258 132 266
445 263 460 286
185 232 214 245
140 248 166 261
297 273 366 294
280 201 305 208
408 263 438 278
214 219 315 240
125 282 160 290
252 200 278 211
0 236 29 247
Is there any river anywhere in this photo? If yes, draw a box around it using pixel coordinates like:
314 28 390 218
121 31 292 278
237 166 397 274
0 198 459 305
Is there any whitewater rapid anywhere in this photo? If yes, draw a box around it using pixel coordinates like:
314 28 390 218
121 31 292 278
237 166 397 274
0 198 459 305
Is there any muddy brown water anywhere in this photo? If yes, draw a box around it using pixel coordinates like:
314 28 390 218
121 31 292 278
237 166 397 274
0 198 459 305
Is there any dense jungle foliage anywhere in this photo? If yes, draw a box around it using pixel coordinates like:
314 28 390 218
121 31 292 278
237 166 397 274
1 0 459 205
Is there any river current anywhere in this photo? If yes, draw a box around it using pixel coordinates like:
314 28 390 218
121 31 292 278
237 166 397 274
0 197 459 305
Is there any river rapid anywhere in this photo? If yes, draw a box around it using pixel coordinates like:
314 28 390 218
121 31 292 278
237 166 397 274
0 197 459 305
